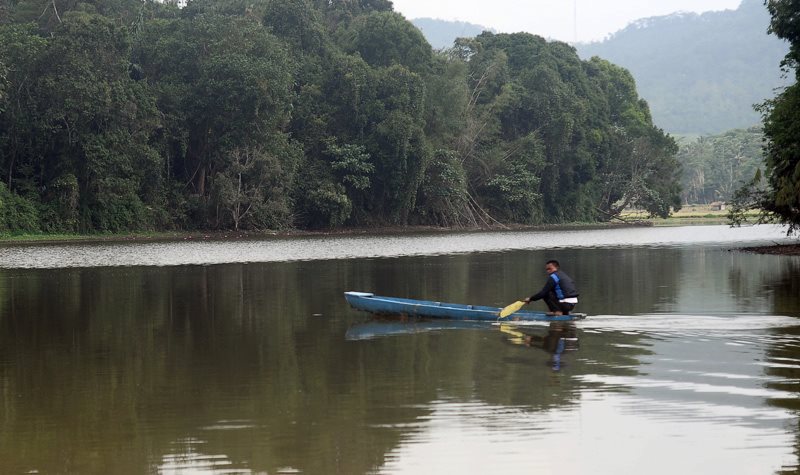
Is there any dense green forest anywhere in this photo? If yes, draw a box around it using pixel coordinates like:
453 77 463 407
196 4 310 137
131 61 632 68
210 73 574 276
676 127 765 205
0 0 679 234
577 0 792 135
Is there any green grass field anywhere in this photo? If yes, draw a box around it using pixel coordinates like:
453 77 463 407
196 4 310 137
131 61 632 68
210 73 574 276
622 204 761 226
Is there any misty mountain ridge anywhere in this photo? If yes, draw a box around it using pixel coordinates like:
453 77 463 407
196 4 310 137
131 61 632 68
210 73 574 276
410 18 494 49
623 11 708 33
412 1 792 135
576 0 792 134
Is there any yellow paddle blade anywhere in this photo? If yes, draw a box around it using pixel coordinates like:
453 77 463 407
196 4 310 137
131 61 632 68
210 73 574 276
499 300 525 318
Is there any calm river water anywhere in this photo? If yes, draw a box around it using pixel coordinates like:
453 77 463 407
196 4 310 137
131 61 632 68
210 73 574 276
1 225 799 474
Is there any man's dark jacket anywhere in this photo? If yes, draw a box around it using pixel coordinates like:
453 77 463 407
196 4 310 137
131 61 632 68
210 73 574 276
530 270 579 301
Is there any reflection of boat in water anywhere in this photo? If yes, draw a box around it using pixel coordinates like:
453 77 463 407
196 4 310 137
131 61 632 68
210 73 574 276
346 318 578 347
345 319 488 341
345 317 579 370
344 292 586 322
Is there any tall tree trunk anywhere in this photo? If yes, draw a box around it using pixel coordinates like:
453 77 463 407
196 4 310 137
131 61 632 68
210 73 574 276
197 164 206 196
186 124 209 195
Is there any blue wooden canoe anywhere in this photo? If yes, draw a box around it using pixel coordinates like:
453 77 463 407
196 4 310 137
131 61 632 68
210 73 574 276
344 291 586 322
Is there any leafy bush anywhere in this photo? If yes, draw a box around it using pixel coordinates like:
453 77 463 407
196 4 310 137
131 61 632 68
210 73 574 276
303 182 352 229
0 182 40 234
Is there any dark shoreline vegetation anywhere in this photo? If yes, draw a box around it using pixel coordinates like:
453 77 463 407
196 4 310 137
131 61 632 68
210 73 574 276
0 0 683 236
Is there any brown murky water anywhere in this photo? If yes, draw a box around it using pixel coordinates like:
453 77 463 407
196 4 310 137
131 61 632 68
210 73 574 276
0 225 798 474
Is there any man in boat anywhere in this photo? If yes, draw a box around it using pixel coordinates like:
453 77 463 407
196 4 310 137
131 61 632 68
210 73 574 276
523 259 579 315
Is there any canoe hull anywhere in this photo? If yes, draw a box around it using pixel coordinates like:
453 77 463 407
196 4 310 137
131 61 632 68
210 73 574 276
344 291 585 322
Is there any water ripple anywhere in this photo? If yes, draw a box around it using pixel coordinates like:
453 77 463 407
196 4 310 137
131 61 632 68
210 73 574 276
576 374 797 399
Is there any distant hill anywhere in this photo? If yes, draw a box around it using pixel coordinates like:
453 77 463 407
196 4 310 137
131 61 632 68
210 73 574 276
411 18 493 50
576 0 793 135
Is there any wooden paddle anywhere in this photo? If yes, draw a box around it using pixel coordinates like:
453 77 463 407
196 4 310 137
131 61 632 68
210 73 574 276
499 300 525 318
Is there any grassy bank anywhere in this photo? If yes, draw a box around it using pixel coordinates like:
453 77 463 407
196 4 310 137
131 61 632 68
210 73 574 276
622 204 757 226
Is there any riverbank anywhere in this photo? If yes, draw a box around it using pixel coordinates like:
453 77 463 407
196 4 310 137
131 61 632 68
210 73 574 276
1 224 793 269
0 221 654 246
2 221 797 256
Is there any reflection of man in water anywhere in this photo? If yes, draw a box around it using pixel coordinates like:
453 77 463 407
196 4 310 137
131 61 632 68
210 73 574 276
500 322 578 370
524 259 579 315
527 323 577 350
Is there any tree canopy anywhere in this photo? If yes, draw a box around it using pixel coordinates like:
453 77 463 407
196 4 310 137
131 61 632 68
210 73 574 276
0 0 681 234
677 127 766 205
730 0 800 234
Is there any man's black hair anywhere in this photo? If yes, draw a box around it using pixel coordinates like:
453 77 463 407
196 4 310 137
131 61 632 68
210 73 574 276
546 259 560 268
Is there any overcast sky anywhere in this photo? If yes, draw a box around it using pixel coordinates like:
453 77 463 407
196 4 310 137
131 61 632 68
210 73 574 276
390 0 745 43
